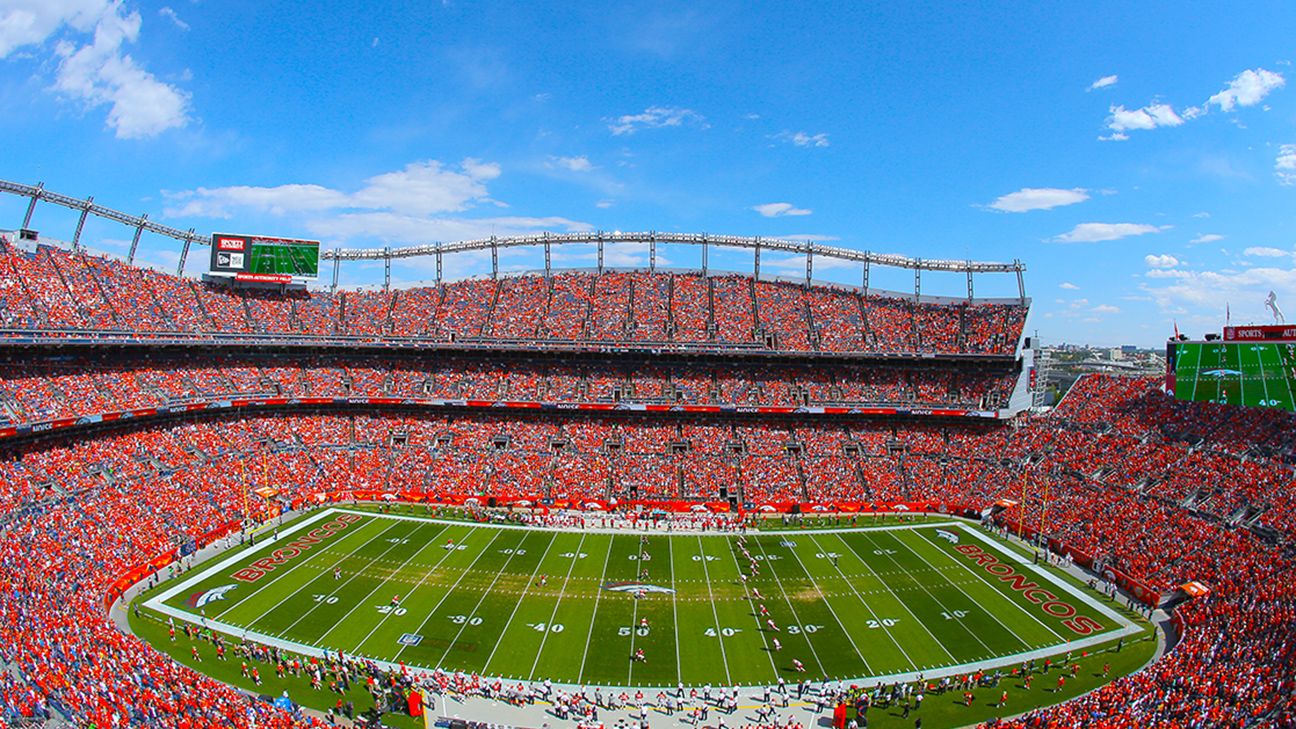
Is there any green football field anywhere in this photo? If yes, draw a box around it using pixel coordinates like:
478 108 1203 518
1175 341 1296 411
143 507 1136 689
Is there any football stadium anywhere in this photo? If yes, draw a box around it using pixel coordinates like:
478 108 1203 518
2 4 1295 729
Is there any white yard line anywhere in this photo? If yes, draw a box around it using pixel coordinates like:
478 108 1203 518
528 533 588 680
483 532 559 673
912 528 1068 643
225 518 405 627
316 522 452 648
784 535 879 672
803 533 922 667
668 537 682 685
749 535 834 676
392 529 506 661
721 536 778 677
838 531 983 659
576 534 617 683
346 523 462 653
694 535 733 686
278 521 428 637
880 529 1036 650
207 512 390 622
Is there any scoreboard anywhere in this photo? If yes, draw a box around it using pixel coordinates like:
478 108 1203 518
210 233 319 283
1168 340 1296 412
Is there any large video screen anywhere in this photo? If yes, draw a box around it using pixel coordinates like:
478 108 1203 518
210 233 319 280
1169 341 1296 411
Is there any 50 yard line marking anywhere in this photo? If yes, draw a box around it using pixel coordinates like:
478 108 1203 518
528 533 587 680
576 534 616 683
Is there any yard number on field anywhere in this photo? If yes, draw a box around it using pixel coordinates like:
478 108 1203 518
528 622 564 632
376 605 407 616
449 615 483 625
312 594 339 604
705 627 742 637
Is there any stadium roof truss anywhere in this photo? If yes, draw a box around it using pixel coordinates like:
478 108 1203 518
2 178 1027 303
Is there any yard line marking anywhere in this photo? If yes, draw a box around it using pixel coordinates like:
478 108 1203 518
315 521 450 648
483 531 559 674
694 534 733 686
225 517 403 625
802 533 920 667
529 532 587 680
722 536 778 678
668 536 682 685
912 528 1067 644
205 513 389 621
278 521 428 637
832 532 969 661
433 531 530 669
345 523 463 654
751 534 848 677
576 533 616 683
890 529 1038 649
393 528 505 662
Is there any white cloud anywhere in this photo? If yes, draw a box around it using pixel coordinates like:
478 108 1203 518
1059 282 1079 290
1052 223 1169 243
774 130 830 148
1192 212 1211 219
1092 304 1120 314
0 1 191 139
1189 233 1224 245
595 199 614 209
158 6 187 30
166 158 501 218
1087 74 1118 91
607 106 705 135
1143 265 1296 317
1244 246 1290 258
1103 103 1183 139
752 202 812 218
987 187 1089 213
1207 68 1285 112
1145 254 1179 268
549 155 594 172
1276 144 1296 186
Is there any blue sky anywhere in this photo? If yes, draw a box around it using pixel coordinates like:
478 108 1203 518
0 1 1293 346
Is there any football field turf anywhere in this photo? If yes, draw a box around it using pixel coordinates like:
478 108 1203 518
145 508 1137 689
1175 341 1296 411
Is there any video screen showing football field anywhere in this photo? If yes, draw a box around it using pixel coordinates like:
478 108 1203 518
1172 341 1296 412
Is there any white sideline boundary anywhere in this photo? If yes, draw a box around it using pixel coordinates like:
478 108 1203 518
141 508 1143 691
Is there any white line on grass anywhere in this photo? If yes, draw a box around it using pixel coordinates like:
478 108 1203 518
668 537 682 685
576 533 616 683
881 529 1036 650
482 532 559 673
229 518 405 626
694 535 733 686
779 535 876 674
833 532 973 660
345 524 467 654
278 521 428 637
393 529 506 662
721 536 778 678
912 528 1066 644
529 533 588 680
802 534 922 667
204 513 391 621
749 535 838 677
315 522 452 648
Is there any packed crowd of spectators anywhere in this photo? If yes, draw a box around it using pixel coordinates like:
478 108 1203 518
0 332 1291 729
0 354 1018 424
0 242 1028 355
